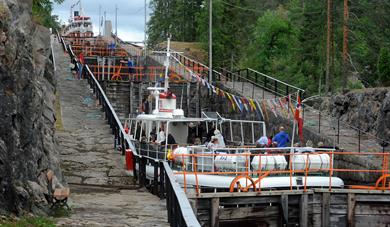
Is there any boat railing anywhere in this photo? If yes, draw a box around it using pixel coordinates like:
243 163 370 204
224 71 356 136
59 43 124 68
171 146 390 193
70 44 128 57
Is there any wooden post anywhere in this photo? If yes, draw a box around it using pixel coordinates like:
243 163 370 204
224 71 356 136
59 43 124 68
347 193 355 227
342 0 349 88
322 192 330 227
210 198 220 227
325 0 333 93
300 193 308 227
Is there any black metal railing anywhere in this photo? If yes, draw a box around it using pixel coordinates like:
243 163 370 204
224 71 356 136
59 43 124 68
216 68 304 99
60 36 200 227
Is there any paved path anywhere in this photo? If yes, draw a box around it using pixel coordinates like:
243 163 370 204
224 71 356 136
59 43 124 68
52 36 168 227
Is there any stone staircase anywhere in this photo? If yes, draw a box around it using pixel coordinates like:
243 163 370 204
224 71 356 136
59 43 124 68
102 81 130 120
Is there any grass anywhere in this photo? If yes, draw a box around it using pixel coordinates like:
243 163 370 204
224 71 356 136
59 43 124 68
156 41 207 63
0 217 55 227
54 91 64 131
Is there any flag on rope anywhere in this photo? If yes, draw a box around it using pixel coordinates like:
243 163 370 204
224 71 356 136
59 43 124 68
249 99 257 112
294 94 304 142
211 85 216 94
240 97 249 112
201 78 206 86
288 95 295 116
278 98 288 118
261 100 269 123
255 100 265 121
226 93 236 111
232 95 243 112
267 99 277 117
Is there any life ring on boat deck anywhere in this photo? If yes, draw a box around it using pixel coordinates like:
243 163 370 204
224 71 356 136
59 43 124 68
111 74 122 81
229 175 256 193
167 148 173 161
229 171 270 192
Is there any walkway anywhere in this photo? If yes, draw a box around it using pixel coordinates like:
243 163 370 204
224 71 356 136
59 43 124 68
52 36 168 226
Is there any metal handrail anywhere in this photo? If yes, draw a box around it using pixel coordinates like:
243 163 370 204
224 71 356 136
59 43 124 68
247 68 304 92
164 162 201 227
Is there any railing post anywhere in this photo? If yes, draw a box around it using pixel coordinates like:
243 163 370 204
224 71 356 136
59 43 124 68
274 80 277 98
337 117 340 144
159 161 165 199
153 160 159 195
358 130 361 153
133 155 138 184
252 83 255 99
242 75 244 94
318 111 321 134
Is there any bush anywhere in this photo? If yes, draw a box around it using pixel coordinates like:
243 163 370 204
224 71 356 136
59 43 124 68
0 217 55 227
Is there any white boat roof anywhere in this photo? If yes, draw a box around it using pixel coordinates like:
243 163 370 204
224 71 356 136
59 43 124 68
135 114 217 122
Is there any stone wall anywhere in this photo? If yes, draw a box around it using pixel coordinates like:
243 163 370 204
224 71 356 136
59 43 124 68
323 88 390 146
0 0 62 215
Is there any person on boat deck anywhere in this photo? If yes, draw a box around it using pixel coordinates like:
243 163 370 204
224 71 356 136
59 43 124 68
214 129 226 148
141 96 150 114
207 136 220 150
161 134 176 145
157 123 166 144
256 135 269 148
206 125 216 143
127 57 134 74
272 126 290 147
306 140 314 147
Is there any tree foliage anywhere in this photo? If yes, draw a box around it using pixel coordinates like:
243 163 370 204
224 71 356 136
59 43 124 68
32 0 63 29
378 48 390 86
147 0 203 47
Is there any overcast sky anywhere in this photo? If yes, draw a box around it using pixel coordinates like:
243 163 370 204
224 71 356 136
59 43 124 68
53 0 150 42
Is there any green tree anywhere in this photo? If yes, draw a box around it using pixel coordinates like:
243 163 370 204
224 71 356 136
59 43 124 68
147 0 203 47
378 48 390 86
32 0 63 29
241 8 301 84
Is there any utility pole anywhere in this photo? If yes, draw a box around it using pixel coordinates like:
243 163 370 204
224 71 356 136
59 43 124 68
209 0 213 83
164 36 171 92
115 5 118 46
115 5 118 37
325 0 333 93
144 0 147 59
342 0 349 88
99 5 101 36
103 11 106 36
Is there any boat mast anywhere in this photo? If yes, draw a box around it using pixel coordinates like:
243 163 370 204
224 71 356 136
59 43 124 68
164 36 171 92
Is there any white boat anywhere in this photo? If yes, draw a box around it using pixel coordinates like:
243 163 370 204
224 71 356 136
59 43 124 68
125 38 344 192
63 0 93 38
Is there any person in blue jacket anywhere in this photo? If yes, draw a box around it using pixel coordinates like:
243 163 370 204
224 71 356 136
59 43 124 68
272 126 290 147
